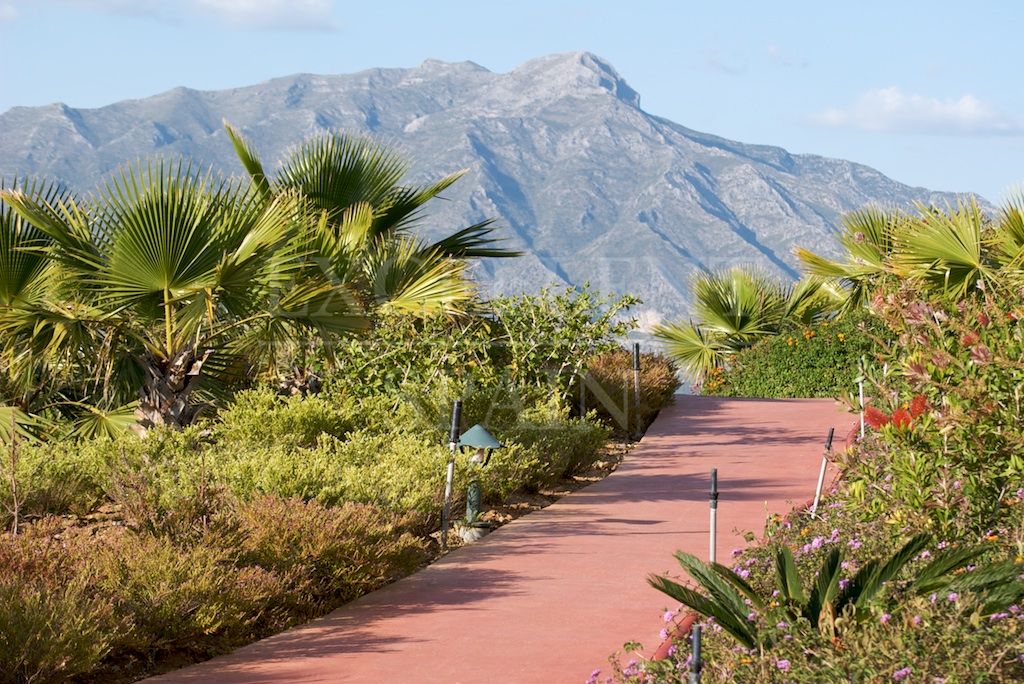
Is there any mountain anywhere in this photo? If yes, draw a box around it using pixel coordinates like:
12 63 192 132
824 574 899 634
0 52 974 323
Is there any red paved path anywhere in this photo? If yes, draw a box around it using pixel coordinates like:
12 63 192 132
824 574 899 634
150 396 849 684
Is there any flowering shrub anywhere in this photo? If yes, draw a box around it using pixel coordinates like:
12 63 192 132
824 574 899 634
842 284 1024 535
703 311 881 398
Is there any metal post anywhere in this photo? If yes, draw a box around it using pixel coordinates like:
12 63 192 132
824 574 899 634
810 427 834 518
440 400 462 552
858 355 865 440
689 624 702 684
709 468 718 564
632 342 642 439
858 381 865 440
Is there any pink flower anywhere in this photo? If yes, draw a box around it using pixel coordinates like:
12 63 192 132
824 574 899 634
776 659 791 671
880 613 891 624
948 592 959 602
663 611 675 623
971 344 991 365
893 666 912 681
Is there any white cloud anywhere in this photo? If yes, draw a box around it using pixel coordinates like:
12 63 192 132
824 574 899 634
0 2 19 20
192 0 337 30
815 86 1022 136
41 0 337 30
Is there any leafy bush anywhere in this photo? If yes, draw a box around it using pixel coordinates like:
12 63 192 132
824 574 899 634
490 285 638 401
703 310 880 398
0 439 106 529
579 348 680 433
326 313 498 399
500 400 610 489
215 388 354 448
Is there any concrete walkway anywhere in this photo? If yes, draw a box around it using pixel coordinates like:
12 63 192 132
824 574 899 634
151 396 849 684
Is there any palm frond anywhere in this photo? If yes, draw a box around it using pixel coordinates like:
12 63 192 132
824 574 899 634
653 320 729 379
428 220 522 258
224 120 272 202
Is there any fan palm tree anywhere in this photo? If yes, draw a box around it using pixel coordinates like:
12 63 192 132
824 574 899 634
891 199 997 299
224 122 518 316
0 162 366 435
654 267 836 379
794 206 901 310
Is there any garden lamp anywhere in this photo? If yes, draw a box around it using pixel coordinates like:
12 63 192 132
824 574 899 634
457 424 502 525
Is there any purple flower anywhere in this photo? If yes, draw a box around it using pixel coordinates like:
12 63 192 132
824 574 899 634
848 539 863 549
990 612 1010 622
586 669 601 684
880 613 892 624
776 659 791 671
747 612 757 622
930 593 938 603
736 568 750 579
667 644 676 657
839 579 851 590
663 610 675 623
912 615 922 626
659 628 669 639
776 621 789 630
732 548 743 557
893 666 912 681
948 592 959 602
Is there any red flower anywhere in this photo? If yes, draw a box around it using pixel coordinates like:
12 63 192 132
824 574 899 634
909 395 929 418
977 312 991 327
864 406 890 429
961 331 980 346
891 408 913 430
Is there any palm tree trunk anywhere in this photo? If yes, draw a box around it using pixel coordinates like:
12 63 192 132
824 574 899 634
132 347 213 436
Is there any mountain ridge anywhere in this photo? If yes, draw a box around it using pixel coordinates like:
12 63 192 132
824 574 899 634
0 51 979 321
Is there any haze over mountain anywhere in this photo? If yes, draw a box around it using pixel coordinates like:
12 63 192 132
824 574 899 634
0 52 974 323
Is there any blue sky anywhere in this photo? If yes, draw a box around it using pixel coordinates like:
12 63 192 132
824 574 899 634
0 0 1021 201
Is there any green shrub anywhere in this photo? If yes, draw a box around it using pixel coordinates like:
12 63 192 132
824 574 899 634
500 400 610 489
489 285 639 401
703 310 881 398
0 439 106 529
215 387 354 448
578 348 680 433
326 313 498 399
